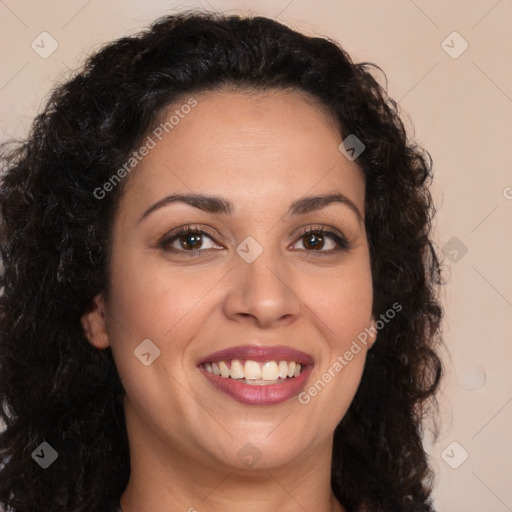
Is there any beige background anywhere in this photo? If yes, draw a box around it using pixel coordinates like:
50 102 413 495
1 1 511 510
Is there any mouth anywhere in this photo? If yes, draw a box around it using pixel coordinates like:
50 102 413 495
200 359 304 385
197 345 314 405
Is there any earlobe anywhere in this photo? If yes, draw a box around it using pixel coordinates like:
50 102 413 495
81 292 110 349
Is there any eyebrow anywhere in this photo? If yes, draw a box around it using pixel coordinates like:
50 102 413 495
138 192 363 224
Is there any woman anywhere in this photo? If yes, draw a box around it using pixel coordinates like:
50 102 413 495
0 10 444 512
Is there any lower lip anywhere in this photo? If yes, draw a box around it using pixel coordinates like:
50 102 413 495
199 365 313 405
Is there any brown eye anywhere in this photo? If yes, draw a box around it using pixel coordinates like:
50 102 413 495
176 231 204 250
302 231 326 250
158 227 222 253
292 227 349 253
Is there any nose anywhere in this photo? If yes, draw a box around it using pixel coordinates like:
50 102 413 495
222 243 301 328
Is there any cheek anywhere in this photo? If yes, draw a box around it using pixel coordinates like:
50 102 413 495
104 253 218 377
108 253 213 336
294 256 373 412
301 258 373 345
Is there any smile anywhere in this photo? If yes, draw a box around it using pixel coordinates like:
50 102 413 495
202 359 302 383
197 344 313 405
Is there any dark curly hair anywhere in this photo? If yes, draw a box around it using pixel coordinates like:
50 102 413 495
0 10 444 512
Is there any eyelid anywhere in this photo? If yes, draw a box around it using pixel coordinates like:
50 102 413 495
294 224 347 241
157 223 350 255
292 225 350 252
156 224 223 250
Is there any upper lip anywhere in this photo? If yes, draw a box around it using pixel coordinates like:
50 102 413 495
198 345 314 366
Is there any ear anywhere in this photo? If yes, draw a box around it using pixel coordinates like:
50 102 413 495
81 292 110 349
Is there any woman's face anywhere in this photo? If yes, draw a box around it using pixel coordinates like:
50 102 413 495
83 88 376 473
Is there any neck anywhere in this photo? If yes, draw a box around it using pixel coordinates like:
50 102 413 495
119 407 346 512
120 469 345 512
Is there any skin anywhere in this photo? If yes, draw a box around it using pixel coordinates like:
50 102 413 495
82 88 377 512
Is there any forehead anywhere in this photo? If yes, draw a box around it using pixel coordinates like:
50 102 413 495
119 88 365 215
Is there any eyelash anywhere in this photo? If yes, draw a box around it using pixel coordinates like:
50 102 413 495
157 224 350 256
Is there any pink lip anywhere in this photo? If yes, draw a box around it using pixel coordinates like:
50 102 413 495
197 344 314 406
197 344 314 366
199 364 313 406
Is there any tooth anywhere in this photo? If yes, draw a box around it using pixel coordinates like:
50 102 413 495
261 361 279 381
218 361 229 378
230 359 244 379
244 360 261 380
278 361 288 379
244 379 276 386
207 359 303 381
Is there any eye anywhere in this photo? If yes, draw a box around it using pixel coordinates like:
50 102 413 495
157 224 350 256
157 225 223 254
291 227 350 254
